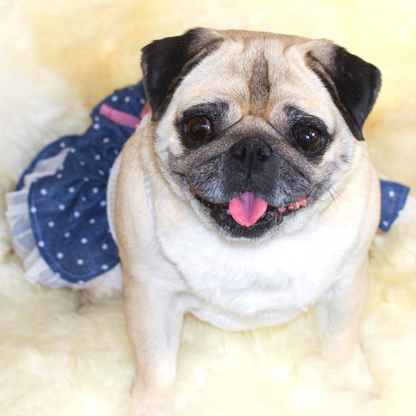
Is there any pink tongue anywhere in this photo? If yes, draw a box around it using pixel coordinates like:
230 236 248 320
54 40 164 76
229 191 268 227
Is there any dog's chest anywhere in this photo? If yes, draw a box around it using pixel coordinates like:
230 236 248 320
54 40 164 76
157 219 347 330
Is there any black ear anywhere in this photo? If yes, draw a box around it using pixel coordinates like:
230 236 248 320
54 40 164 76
141 28 223 121
307 46 381 141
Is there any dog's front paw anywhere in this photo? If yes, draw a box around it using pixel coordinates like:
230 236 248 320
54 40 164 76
128 381 174 416
326 345 376 394
129 394 173 416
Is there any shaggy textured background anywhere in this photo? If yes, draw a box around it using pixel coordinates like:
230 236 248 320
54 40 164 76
1 0 416 415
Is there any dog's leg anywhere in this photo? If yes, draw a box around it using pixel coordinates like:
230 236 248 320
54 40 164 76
314 258 375 393
124 274 185 415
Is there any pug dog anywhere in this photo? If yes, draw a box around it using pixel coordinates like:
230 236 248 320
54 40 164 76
115 28 381 413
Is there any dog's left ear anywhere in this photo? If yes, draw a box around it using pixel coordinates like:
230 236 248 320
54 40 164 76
141 28 223 121
307 44 381 141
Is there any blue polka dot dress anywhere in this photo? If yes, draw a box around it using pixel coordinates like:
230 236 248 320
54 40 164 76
4 81 412 290
6 82 148 289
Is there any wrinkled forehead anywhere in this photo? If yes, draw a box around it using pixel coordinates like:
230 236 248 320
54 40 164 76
170 36 337 126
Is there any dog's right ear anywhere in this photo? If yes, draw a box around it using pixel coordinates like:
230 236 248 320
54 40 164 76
141 28 223 121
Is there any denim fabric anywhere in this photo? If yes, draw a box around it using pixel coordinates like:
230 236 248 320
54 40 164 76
19 82 147 283
379 179 410 232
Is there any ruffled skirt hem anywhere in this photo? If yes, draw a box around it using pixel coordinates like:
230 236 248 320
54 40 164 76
6 148 122 290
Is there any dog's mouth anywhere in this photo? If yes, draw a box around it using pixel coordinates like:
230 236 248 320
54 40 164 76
191 188 307 238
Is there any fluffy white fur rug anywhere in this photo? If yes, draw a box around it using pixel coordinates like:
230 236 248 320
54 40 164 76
1 1 416 415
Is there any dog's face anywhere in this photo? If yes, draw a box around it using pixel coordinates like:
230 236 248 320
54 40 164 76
141 29 381 239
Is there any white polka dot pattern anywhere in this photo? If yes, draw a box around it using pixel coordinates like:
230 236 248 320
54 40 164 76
13 82 149 284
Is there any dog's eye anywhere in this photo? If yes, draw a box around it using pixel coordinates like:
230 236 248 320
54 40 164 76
295 127 322 151
185 117 212 141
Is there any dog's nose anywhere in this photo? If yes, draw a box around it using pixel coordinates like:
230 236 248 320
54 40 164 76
230 138 272 164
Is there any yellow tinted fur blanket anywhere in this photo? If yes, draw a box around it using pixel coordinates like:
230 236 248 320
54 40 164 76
1 1 416 415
